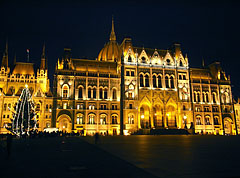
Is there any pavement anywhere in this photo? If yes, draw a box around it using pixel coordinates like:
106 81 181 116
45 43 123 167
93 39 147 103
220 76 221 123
0 136 157 178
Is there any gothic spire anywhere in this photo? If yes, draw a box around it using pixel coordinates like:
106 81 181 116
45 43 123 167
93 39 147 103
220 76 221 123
40 43 47 70
1 40 8 68
109 16 116 41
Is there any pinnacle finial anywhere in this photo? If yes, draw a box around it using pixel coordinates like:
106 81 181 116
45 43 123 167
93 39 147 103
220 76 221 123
5 39 8 55
42 42 45 59
110 16 116 41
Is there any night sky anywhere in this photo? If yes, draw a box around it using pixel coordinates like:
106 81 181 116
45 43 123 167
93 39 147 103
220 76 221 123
0 0 240 98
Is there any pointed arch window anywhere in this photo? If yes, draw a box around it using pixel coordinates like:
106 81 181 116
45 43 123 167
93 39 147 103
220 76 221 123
213 92 217 103
165 76 169 88
104 88 108 99
128 55 132 62
140 74 144 87
193 92 197 102
179 60 183 66
145 75 149 87
88 87 92 99
112 88 117 100
197 92 201 102
78 87 83 99
62 85 69 98
99 88 103 99
196 116 202 125
93 88 96 99
153 75 157 88
202 92 206 103
170 76 174 88
158 76 162 88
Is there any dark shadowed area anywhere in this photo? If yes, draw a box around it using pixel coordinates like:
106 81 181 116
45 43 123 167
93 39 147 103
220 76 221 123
0 0 240 98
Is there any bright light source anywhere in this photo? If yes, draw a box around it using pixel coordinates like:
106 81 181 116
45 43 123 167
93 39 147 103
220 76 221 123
141 115 144 119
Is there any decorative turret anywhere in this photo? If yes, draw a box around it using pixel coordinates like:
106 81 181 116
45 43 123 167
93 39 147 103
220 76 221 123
37 44 49 93
97 17 121 62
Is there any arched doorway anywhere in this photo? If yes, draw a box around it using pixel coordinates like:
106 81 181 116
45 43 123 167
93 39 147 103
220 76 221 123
224 118 233 135
57 114 72 133
166 105 177 127
153 105 163 128
140 104 150 129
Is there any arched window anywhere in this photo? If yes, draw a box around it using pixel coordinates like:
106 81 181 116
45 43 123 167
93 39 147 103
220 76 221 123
214 116 219 125
8 104 11 110
99 88 103 99
100 115 107 125
205 116 211 125
145 75 149 87
62 85 69 98
197 92 201 102
140 74 144 87
46 104 48 111
142 57 146 63
206 93 209 103
104 88 108 99
112 115 118 124
193 92 197 102
128 55 132 62
179 60 183 66
196 116 202 125
78 87 83 99
153 75 157 88
170 76 174 88
112 88 117 100
165 76 169 88
88 114 95 124
166 59 171 65
4 103 7 111
158 76 162 88
93 88 96 99
88 87 92 98
202 93 206 103
225 92 229 103
76 113 84 124
212 92 217 103
128 115 134 124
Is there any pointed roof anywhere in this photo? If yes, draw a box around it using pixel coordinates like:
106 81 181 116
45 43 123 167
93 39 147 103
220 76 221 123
97 17 120 62
109 17 116 41
1 40 8 68
40 43 47 70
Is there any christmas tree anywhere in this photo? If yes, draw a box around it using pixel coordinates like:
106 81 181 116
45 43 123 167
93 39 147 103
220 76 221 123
11 84 36 136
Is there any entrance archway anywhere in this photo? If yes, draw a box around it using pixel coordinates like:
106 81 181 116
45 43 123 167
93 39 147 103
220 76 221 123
224 117 233 135
166 105 177 127
57 114 72 133
140 104 150 129
153 105 163 128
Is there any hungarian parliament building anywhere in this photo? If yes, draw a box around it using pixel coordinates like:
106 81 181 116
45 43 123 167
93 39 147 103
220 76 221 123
0 20 240 135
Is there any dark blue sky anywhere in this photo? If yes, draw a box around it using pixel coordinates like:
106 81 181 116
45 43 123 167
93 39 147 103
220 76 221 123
0 0 240 98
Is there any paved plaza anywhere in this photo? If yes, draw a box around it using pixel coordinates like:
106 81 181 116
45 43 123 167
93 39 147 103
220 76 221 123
0 135 240 178
84 135 240 178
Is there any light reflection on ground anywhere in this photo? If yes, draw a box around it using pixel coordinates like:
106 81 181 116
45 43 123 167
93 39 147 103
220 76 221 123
94 135 240 178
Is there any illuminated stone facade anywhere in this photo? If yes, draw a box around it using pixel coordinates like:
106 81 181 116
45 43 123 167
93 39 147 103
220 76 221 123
52 20 238 135
0 44 53 134
0 20 238 135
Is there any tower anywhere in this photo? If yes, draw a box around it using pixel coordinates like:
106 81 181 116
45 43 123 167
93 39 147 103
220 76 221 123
37 44 49 93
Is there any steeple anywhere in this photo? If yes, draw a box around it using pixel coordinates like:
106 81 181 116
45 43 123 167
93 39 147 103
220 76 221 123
202 57 205 67
1 40 8 68
109 16 116 41
40 43 47 70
